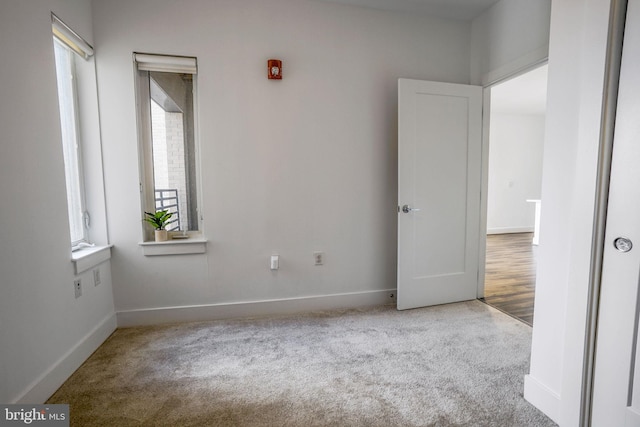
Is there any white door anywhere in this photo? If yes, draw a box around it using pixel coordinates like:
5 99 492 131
592 1 640 424
397 79 483 310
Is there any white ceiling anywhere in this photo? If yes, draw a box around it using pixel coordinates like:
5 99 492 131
311 0 502 21
491 65 548 115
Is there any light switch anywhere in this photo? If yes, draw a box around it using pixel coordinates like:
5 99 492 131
271 255 279 270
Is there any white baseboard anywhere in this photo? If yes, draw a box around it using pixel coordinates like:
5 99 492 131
117 289 397 327
524 374 561 424
487 226 534 235
15 313 117 403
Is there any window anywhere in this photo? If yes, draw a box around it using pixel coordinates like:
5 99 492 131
52 15 93 248
134 54 200 241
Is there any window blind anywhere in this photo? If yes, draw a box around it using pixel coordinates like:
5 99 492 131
134 53 197 74
51 13 93 59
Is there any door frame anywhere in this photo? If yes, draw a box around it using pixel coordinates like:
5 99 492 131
580 0 628 424
476 60 549 300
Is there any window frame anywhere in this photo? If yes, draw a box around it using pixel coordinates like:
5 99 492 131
133 53 202 243
52 22 91 249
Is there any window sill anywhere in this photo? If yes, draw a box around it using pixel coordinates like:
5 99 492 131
139 236 208 256
72 245 113 274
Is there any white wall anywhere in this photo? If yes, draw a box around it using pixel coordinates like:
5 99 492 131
92 0 471 323
470 0 551 85
0 0 116 403
524 0 612 424
0 1 606 420
486 113 545 234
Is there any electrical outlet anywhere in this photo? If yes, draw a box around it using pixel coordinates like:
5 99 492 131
313 251 324 266
74 279 82 299
93 268 101 286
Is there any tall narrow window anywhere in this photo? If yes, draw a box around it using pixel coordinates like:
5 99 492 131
52 15 93 248
134 54 200 241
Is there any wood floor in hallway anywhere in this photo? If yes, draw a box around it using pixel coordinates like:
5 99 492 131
481 232 537 326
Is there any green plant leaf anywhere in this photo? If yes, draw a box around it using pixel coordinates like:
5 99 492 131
143 209 173 230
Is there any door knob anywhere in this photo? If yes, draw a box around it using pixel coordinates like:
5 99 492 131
614 237 633 253
401 205 421 213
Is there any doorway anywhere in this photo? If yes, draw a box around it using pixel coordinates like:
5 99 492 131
480 65 548 325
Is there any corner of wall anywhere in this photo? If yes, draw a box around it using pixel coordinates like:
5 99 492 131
469 0 551 86
15 314 117 403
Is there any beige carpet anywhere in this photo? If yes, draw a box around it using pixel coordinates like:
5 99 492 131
47 300 556 426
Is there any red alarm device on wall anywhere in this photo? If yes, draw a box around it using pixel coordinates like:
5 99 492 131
268 59 282 80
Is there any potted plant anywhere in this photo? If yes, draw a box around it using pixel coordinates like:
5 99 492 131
144 210 173 242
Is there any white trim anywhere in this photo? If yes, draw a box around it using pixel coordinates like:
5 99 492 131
524 374 561 424
481 46 549 88
72 245 112 274
477 88 491 300
139 236 207 256
486 226 534 235
14 313 116 403
117 289 397 327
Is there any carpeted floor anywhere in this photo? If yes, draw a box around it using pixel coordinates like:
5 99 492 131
47 300 556 426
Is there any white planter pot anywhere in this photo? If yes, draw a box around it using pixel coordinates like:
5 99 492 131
155 229 168 242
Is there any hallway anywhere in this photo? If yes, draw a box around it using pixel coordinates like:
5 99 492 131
482 233 537 325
